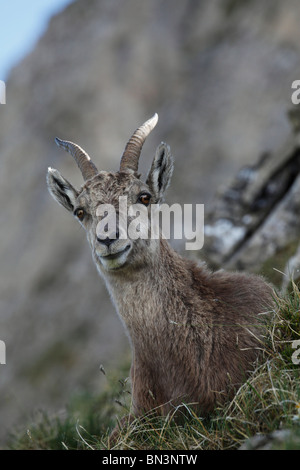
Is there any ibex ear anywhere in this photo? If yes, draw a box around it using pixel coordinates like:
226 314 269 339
47 167 78 212
146 143 174 202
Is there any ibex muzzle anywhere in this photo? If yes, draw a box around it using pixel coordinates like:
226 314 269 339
95 205 132 270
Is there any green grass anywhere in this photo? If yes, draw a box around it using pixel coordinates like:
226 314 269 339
7 283 300 450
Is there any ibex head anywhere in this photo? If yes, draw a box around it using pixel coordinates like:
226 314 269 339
47 114 174 272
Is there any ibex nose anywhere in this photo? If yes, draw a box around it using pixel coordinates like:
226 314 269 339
97 231 120 248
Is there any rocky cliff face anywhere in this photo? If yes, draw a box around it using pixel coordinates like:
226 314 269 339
203 116 300 284
1 0 300 443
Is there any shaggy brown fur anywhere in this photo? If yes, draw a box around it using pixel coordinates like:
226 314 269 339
107 239 273 416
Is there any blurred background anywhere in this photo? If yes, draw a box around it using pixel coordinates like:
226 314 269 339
0 0 300 446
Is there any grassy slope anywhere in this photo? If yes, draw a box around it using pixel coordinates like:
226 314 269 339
7 283 300 450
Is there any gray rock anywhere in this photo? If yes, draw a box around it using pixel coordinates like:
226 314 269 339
203 115 300 288
239 429 298 450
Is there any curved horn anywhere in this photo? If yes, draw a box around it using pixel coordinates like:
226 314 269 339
55 138 98 181
120 113 158 173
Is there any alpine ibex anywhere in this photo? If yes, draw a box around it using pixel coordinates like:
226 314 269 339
47 114 273 419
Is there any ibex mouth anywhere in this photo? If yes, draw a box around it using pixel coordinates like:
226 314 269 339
97 244 131 271
101 244 131 260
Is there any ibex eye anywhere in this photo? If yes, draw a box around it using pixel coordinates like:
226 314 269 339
138 193 151 206
75 208 85 220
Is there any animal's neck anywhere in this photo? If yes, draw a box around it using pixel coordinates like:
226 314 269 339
103 240 191 338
